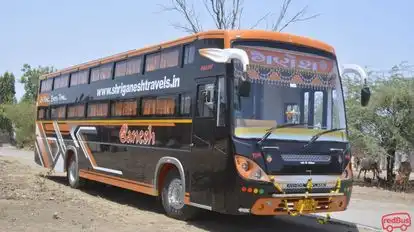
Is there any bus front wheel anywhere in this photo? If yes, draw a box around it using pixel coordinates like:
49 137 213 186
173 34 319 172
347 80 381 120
161 169 198 221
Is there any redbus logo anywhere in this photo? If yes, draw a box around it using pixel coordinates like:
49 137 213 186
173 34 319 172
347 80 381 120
381 212 411 232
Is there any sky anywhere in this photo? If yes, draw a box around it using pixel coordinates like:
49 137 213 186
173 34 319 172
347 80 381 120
1 0 413 101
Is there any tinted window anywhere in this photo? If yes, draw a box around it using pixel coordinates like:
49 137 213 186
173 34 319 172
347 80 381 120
91 63 113 82
54 74 69 89
142 96 175 115
111 100 137 116
126 57 142 75
38 108 46 119
217 77 226 126
51 106 66 119
115 60 127 77
180 94 191 115
196 83 215 117
67 104 85 118
145 52 161 72
40 79 53 92
87 102 109 117
70 70 88 86
160 48 179 69
183 44 195 65
145 48 180 72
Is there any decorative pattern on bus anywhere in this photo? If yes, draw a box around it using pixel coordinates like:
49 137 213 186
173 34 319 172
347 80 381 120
235 45 337 90
34 120 192 173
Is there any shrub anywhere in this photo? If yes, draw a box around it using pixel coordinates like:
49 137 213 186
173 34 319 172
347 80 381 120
2 101 36 149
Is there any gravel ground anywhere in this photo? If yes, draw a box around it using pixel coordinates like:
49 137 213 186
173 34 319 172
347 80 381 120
0 149 395 232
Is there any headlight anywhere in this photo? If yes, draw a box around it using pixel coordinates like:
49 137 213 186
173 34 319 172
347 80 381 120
234 155 271 182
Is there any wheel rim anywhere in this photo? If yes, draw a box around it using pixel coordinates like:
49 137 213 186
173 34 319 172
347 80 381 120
167 178 184 210
68 159 77 185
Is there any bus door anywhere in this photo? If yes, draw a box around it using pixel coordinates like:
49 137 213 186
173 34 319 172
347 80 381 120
193 75 228 148
191 76 229 210
193 77 217 147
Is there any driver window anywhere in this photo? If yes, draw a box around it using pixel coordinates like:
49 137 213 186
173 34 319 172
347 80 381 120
196 83 215 117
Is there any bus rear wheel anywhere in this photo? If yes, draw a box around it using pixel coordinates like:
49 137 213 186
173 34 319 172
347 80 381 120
161 170 198 221
66 154 84 189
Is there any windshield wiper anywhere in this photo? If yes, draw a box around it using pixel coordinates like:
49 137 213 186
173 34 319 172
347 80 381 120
301 128 346 151
257 123 308 147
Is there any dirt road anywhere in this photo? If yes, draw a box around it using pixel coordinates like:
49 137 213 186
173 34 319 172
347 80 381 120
0 147 390 232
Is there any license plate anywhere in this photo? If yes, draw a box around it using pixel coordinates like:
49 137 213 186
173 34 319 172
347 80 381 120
294 199 317 212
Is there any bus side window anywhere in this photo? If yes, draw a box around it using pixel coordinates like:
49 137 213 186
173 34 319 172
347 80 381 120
196 83 215 117
217 77 226 126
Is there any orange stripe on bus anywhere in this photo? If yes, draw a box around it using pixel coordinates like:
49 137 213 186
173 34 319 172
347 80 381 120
37 123 50 167
79 170 157 196
58 123 70 132
44 123 54 131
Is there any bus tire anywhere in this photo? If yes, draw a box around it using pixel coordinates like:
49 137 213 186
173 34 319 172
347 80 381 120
66 153 84 189
161 169 198 221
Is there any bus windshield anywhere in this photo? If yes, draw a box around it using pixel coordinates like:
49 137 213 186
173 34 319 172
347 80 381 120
232 44 346 142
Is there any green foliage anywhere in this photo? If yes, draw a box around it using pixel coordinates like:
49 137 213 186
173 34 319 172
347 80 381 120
3 101 36 149
20 64 55 102
0 72 17 104
0 72 17 135
345 65 414 180
0 64 54 149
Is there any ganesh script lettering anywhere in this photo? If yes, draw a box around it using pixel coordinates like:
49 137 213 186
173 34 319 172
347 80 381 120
119 124 156 145
244 46 331 73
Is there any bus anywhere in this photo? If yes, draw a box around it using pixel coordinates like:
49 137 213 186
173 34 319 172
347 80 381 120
34 29 371 220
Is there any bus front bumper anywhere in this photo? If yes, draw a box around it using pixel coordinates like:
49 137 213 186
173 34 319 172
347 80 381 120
233 179 353 216
242 193 348 215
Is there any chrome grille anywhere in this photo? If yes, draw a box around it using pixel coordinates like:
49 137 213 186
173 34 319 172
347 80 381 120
281 154 331 162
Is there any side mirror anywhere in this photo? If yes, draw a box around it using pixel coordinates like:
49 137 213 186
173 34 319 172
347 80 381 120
361 86 371 107
340 64 371 107
238 80 251 97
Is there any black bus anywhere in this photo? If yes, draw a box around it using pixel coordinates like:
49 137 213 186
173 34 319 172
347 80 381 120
35 29 370 220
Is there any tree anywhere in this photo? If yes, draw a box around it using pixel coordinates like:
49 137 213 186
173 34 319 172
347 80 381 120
160 0 320 34
3 101 36 148
20 64 55 102
0 72 17 104
0 72 17 138
344 65 414 183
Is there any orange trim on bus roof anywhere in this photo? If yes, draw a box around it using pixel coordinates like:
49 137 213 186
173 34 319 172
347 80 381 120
223 30 335 54
41 30 335 80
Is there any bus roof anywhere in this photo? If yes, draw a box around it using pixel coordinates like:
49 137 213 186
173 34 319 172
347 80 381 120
41 29 335 80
